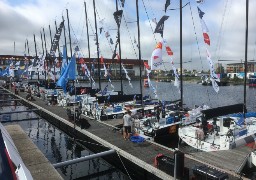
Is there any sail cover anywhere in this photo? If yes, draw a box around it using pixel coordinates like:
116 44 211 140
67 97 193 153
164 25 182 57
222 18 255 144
202 103 245 120
50 20 64 57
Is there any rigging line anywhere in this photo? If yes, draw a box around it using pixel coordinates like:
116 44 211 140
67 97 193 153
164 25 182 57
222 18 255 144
214 0 230 60
188 1 211 103
168 2 189 11
95 9 114 54
117 3 138 60
116 151 132 180
146 0 157 19
141 0 157 43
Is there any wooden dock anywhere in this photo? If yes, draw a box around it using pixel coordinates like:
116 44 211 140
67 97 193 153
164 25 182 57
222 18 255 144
1 86 250 179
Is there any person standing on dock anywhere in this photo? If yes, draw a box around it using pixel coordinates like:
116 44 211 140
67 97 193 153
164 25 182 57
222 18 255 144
123 110 132 140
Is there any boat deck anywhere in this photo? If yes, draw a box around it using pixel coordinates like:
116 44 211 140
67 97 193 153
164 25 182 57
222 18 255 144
1 86 248 179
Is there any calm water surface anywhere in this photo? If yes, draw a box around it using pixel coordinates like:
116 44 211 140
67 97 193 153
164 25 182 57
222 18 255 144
3 108 128 180
89 80 256 112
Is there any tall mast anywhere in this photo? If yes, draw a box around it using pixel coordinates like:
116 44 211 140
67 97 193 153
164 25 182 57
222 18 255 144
14 42 15 55
84 1 92 88
49 25 53 46
43 28 47 81
33 34 38 81
244 0 249 116
93 0 101 90
40 31 44 55
25 41 27 55
179 0 183 109
66 9 73 57
26 39 30 56
54 20 60 82
116 0 123 94
62 15 68 63
136 0 143 108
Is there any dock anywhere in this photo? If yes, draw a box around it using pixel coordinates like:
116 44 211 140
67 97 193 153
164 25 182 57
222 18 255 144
1 86 251 179
5 124 63 180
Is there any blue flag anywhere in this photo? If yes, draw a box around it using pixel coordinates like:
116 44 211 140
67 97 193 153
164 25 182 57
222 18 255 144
68 55 76 80
0 66 9 76
100 85 108 96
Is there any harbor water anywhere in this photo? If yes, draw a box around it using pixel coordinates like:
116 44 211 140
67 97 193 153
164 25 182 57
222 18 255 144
90 80 256 112
1 106 128 180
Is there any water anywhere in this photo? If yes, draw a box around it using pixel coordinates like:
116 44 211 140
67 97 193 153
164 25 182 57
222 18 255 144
2 107 128 180
87 80 256 112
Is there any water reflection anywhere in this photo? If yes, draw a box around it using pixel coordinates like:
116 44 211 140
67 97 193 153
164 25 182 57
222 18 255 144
3 112 127 179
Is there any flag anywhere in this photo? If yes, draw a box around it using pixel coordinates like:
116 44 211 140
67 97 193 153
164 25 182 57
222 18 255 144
150 42 163 70
197 7 210 46
196 0 204 4
120 0 125 7
116 53 120 61
0 66 9 76
165 0 170 13
79 58 85 64
100 85 108 96
144 61 150 70
100 56 104 64
154 16 169 37
203 33 210 46
152 18 157 25
105 31 110 38
107 94 111 102
110 38 114 44
166 46 173 56
113 10 123 27
197 7 205 19
67 55 76 80
15 61 20 66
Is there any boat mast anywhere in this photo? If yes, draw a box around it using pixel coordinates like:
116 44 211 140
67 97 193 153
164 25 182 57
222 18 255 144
43 28 47 81
244 0 249 116
84 1 92 88
66 9 73 58
136 0 143 110
116 0 123 95
33 34 38 84
49 25 53 45
26 39 30 56
179 0 183 109
62 15 68 64
54 21 60 82
40 31 44 56
93 0 101 90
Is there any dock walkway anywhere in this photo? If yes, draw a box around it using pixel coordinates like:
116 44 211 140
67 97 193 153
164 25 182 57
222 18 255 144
2 87 250 179
5 124 63 180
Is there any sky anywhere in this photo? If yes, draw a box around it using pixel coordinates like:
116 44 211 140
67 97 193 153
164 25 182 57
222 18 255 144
0 0 256 71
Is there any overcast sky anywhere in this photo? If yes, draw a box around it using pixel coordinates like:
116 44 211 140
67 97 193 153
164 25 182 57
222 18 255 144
0 0 256 71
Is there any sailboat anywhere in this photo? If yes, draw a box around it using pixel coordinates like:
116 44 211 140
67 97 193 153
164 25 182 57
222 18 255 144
178 0 256 152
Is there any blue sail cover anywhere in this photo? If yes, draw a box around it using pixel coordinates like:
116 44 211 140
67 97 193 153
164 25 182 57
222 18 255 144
61 45 67 76
57 54 76 93
67 55 76 80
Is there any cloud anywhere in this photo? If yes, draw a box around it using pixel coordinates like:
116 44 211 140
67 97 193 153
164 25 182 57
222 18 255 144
0 0 255 71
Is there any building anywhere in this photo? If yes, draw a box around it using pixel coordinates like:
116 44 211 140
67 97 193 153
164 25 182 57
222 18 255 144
0 55 148 80
226 62 255 78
